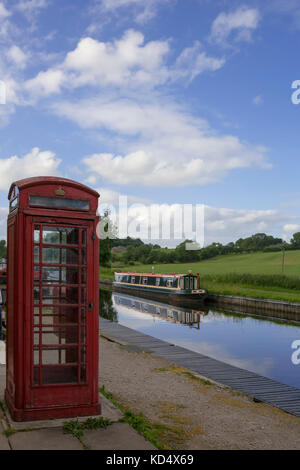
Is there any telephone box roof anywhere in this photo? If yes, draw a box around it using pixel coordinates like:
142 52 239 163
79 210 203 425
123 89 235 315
8 176 99 200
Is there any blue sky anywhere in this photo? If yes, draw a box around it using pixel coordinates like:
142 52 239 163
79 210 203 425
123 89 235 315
1 0 300 245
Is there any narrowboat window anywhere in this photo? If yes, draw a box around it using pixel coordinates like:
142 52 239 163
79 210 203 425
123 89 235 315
180 278 184 289
142 277 148 284
29 196 89 211
166 278 173 287
131 276 135 283
155 278 160 286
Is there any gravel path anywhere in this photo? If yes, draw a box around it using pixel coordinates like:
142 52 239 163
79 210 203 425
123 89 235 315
99 336 300 450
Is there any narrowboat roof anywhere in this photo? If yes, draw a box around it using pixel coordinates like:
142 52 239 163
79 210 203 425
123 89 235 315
114 272 198 277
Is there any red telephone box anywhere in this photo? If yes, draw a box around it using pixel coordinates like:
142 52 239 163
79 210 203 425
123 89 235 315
5 177 101 421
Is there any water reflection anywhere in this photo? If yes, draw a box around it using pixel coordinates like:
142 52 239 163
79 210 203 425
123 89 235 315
114 294 208 329
99 288 300 389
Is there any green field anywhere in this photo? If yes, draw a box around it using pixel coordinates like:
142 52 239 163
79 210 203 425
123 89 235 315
100 250 300 303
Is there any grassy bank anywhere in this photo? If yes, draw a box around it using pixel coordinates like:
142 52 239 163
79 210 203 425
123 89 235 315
99 250 300 303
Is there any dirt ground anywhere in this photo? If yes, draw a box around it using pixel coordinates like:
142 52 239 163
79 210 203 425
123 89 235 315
99 335 300 450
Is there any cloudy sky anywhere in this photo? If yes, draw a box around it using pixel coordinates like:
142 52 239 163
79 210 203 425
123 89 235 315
1 0 300 245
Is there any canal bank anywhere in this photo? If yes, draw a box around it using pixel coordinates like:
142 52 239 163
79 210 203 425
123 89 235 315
99 278 300 322
98 332 300 450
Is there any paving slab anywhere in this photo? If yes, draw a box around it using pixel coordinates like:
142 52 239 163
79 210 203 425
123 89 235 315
0 410 10 450
83 422 155 450
9 427 83 450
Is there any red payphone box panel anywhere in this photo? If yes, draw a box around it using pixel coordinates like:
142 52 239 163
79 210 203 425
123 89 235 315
5 177 100 421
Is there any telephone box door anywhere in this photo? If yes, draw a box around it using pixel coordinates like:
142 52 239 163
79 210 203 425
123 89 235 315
25 217 98 409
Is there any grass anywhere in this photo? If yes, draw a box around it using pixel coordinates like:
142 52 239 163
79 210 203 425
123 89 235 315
100 250 300 302
62 416 112 450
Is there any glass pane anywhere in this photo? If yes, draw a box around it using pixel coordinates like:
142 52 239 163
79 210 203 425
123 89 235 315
41 366 78 384
34 226 40 243
42 227 79 245
82 249 86 265
41 306 78 325
34 246 40 264
42 267 81 284
30 196 89 211
34 266 40 284
80 365 86 383
34 328 40 345
34 307 40 325
42 286 79 304
34 287 40 304
41 327 78 345
42 247 79 265
42 347 78 364
82 229 87 246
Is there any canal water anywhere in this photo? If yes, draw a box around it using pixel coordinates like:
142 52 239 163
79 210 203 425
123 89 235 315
100 288 300 389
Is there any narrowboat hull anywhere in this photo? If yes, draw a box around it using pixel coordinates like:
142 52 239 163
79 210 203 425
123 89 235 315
112 282 208 308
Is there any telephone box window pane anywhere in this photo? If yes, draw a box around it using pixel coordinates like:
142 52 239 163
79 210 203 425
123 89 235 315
42 286 79 304
82 249 86 265
34 246 40 264
34 307 40 325
81 288 86 304
33 367 39 384
41 366 78 384
82 229 87 246
81 268 86 284
80 366 86 383
41 306 78 325
81 347 86 363
81 307 86 324
42 267 80 284
42 347 78 365
34 226 40 243
34 267 40 284
41 327 78 345
34 287 40 304
42 227 79 245
34 328 40 345
81 326 86 344
42 247 79 265
30 196 89 211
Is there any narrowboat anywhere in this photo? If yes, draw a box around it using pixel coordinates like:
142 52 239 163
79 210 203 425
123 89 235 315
113 271 208 308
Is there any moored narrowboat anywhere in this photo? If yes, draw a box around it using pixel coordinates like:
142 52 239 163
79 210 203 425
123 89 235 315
113 271 208 308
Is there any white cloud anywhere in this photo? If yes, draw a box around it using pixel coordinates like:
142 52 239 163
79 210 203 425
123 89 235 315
283 224 300 233
23 30 224 100
6 45 29 69
0 147 61 190
15 0 48 13
210 6 261 45
92 0 172 24
0 2 10 18
253 95 263 106
53 96 271 187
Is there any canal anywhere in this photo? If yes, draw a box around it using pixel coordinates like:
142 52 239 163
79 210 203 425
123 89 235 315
100 287 300 389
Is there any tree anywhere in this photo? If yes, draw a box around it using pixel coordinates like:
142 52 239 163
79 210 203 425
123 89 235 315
0 240 6 259
99 211 117 267
291 232 300 249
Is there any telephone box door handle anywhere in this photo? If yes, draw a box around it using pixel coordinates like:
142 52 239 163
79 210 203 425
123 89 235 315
88 301 94 312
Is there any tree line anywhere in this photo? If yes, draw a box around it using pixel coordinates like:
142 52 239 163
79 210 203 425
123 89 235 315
102 231 300 267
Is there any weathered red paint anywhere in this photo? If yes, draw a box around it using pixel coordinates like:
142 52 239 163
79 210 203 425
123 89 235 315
5 177 101 421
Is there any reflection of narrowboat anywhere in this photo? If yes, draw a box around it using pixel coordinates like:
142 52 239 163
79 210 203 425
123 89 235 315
113 293 208 329
113 271 207 308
